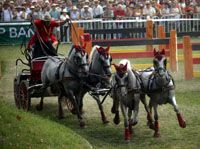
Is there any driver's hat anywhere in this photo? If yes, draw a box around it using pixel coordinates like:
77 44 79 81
42 14 51 21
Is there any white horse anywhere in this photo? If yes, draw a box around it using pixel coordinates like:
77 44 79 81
139 49 186 137
77 45 112 124
39 44 89 127
111 59 141 141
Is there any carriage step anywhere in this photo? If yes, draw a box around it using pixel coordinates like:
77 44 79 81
89 88 110 96
28 84 43 91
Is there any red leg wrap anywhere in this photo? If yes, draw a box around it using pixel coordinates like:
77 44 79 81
101 111 109 124
124 128 130 141
155 121 160 130
154 121 161 138
177 113 186 128
147 113 154 130
129 122 133 135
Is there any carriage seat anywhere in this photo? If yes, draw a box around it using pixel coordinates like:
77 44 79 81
31 57 48 81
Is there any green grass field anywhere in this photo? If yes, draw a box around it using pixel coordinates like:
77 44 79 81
0 43 200 149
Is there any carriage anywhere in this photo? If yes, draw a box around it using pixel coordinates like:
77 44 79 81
13 56 59 111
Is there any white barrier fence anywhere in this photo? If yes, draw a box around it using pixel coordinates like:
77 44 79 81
70 13 200 42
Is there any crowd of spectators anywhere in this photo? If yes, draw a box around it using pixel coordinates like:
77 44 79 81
0 0 200 22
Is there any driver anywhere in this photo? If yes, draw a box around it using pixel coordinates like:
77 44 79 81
28 14 70 58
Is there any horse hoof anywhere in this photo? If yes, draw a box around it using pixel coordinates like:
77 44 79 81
149 124 155 130
132 121 138 126
70 108 77 115
113 118 120 125
180 121 186 128
147 121 155 130
153 132 161 138
58 115 64 119
111 107 116 114
81 109 85 114
36 104 43 111
177 113 186 128
79 121 86 128
103 119 110 124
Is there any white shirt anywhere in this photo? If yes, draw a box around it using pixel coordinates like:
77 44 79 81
81 9 93 19
70 11 80 20
3 9 12 21
81 7 93 16
143 6 156 17
60 14 69 21
16 11 23 21
93 5 104 17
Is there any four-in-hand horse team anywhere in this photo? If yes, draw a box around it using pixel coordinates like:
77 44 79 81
22 45 186 141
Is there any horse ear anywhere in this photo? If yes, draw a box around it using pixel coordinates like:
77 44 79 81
106 45 110 52
96 47 101 53
153 48 157 56
113 63 119 72
74 44 79 49
113 63 119 70
96 46 104 54
123 62 128 71
161 49 165 55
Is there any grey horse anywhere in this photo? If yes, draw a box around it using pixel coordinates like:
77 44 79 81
39 44 89 127
111 59 141 141
76 45 112 124
139 49 186 137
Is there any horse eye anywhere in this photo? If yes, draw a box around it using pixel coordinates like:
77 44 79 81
99 55 104 61
86 54 89 60
164 59 167 67
125 76 128 82
153 59 157 65
115 75 119 81
74 56 80 63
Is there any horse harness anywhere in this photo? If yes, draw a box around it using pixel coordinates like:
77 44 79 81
56 57 87 82
114 70 141 94
145 70 175 94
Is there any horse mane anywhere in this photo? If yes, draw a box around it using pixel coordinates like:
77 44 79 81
68 44 75 57
119 59 132 71
89 45 99 62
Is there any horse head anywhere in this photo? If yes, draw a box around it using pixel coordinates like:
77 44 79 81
96 45 112 77
68 44 89 77
153 49 170 87
113 62 129 97
153 49 167 76
89 45 112 88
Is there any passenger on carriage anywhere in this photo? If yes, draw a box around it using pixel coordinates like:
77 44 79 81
27 13 70 58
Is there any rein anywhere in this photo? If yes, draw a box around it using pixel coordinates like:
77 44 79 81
88 72 111 80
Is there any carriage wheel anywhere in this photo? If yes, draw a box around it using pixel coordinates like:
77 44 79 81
14 78 20 109
64 97 75 114
19 81 31 111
